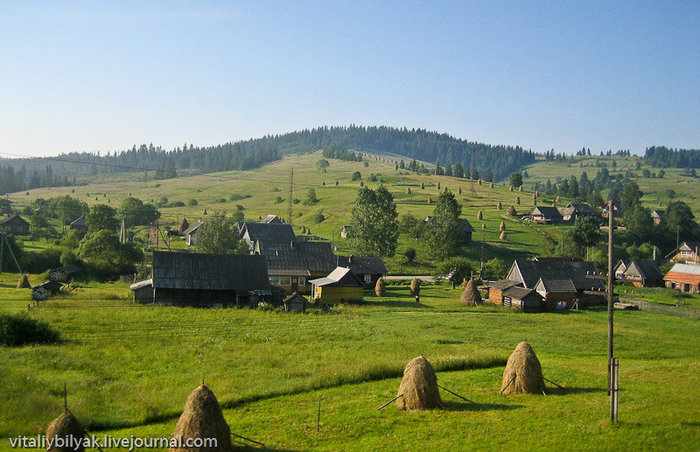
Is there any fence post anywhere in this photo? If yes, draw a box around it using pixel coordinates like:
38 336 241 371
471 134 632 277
610 358 619 423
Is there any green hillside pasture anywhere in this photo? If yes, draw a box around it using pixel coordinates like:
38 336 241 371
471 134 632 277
0 281 698 450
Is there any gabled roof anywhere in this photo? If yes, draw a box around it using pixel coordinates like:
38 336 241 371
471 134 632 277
535 278 577 293
336 256 387 275
183 221 203 236
665 242 700 258
614 260 627 273
664 263 700 285
70 215 86 227
262 215 282 224
509 257 605 291
0 214 29 226
240 222 295 244
308 267 363 287
531 206 563 219
259 241 336 274
283 292 307 304
503 286 542 300
651 209 664 219
486 279 522 290
144 251 270 292
566 203 594 213
625 260 663 280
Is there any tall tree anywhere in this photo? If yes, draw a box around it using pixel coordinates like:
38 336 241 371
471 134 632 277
196 212 249 255
86 204 119 233
348 186 399 257
425 190 462 260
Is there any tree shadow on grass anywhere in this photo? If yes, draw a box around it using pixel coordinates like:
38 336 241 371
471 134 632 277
443 401 524 412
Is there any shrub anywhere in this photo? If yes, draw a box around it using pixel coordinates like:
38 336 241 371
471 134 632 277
314 212 325 223
0 313 60 346
275 196 284 204
351 171 362 181
403 247 417 263
187 199 198 206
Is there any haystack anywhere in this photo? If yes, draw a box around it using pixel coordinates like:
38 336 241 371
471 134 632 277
509 186 514 192
410 278 421 296
360 181 364 187
476 210 483 220
427 197 432 204
556 195 561 203
45 412 85 452
169 385 233 452
436 182 440 190
396 356 442 411
421 182 425 189
178 218 190 234
516 196 521 205
481 223 486 229
460 279 482 306
17 274 31 289
500 231 507 240
500 342 545 395
375 277 386 297
406 187 411 194
458 187 462 194
489 182 494 188
335 180 339 186
497 201 502 210
518 185 523 192
478 179 482 185
507 206 517 216
499 221 506 231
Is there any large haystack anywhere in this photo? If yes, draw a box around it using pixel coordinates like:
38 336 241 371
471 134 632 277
396 356 442 411
169 385 233 452
17 274 31 289
410 278 421 296
500 342 545 395
45 412 85 452
375 277 386 297
460 279 482 306
500 231 508 240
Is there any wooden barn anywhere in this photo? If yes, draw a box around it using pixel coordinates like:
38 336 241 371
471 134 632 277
485 279 522 304
423 216 475 242
309 267 363 304
559 203 595 222
502 286 544 312
336 255 387 289
663 263 700 294
130 251 271 307
530 206 563 224
0 214 30 235
622 259 664 287
282 292 307 312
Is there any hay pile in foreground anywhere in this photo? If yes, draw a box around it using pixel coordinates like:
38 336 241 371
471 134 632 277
169 385 233 452
45 412 85 452
501 341 545 395
396 356 443 411
461 279 482 306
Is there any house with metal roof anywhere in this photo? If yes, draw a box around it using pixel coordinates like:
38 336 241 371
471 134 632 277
663 263 700 294
622 259 664 287
336 255 387 288
309 267 363 304
130 251 271 307
559 203 595 221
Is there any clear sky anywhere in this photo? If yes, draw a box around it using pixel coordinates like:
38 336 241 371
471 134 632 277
1 1 698 157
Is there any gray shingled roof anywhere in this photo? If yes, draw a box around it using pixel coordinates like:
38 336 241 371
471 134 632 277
147 251 271 292
241 222 295 244
531 206 563 219
0 214 29 226
336 256 387 275
625 259 663 280
259 241 336 274
487 279 522 290
511 257 605 291
535 278 577 293
503 286 542 300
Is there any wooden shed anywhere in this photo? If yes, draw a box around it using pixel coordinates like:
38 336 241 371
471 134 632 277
69 215 88 235
502 286 544 313
283 292 307 312
130 251 271 307
486 279 522 304
309 267 363 304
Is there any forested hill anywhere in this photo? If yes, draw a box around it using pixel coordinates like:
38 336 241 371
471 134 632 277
1 126 535 194
643 146 700 168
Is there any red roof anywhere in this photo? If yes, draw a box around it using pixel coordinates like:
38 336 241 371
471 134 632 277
663 272 700 285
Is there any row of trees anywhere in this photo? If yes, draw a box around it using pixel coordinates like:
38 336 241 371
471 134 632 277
644 146 700 168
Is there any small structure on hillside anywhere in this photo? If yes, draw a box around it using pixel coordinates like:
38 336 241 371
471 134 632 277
283 292 307 312
423 216 475 242
663 263 700 294
182 221 203 246
309 267 363 304
530 206 563 224
130 251 271 307
337 255 387 289
559 203 595 222
622 259 664 287
396 356 442 411
460 279 482 306
666 242 700 265
69 215 88 235
0 214 30 235
340 225 352 238
486 279 521 304
651 209 664 225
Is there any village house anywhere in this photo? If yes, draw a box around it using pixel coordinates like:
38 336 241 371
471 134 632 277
130 251 271 307
559 203 595 221
614 260 628 280
336 255 387 289
423 216 475 242
651 209 664 225
257 240 336 293
262 214 283 224
666 242 700 265
621 259 664 287
0 214 30 235
182 221 203 246
309 266 364 304
663 263 700 294
239 221 295 251
69 215 88 235
530 206 563 224
340 225 352 238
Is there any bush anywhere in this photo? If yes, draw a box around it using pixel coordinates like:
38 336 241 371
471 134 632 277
314 212 325 223
0 313 60 346
351 171 362 181
403 247 417 263
436 257 473 284
187 199 198 206
275 196 284 204
167 201 185 207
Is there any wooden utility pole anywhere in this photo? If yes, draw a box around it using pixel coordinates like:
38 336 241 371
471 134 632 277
607 200 614 394
288 167 294 227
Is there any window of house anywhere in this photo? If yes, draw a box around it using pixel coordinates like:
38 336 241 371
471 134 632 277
364 274 372 284
298 277 306 286
280 277 291 286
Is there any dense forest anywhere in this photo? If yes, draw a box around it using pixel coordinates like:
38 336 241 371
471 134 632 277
644 146 700 168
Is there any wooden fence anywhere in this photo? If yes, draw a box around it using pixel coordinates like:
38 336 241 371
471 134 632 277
619 298 700 319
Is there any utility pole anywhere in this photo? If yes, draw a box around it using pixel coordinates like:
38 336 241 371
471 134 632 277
607 199 614 394
288 167 294 228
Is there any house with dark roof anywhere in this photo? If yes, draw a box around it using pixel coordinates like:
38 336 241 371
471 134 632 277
560 203 595 221
258 241 336 293
69 215 88 235
485 279 522 304
239 222 295 250
182 221 203 246
336 255 387 288
530 206 563 224
614 260 628 281
423 216 475 242
506 257 606 309
129 251 271 307
663 263 700 294
622 259 664 287
309 267 363 304
0 214 30 235
666 242 700 265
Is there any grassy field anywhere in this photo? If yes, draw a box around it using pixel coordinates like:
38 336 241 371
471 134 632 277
1 274 699 450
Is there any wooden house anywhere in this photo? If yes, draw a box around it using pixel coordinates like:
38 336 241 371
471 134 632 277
485 279 522 304
283 292 307 312
622 259 664 287
506 257 606 309
69 215 88 235
309 267 364 304
502 286 544 312
530 206 563 224
666 242 700 265
614 260 627 280
336 255 387 288
182 221 203 246
262 215 283 224
0 214 30 235
340 225 352 238
423 216 475 242
239 222 295 251
258 241 336 293
130 251 271 307
559 203 595 221
663 263 700 294
651 209 664 225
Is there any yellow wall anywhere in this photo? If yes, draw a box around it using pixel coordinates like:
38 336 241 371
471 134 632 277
317 286 363 304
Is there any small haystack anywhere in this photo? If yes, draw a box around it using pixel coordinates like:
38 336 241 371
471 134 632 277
17 274 31 289
427 197 432 204
360 181 364 187
410 278 421 296
300 226 307 234
509 186 514 192
497 201 502 210
436 182 441 190
478 179 482 185
556 195 561 203
458 187 462 194
499 221 506 231
406 187 411 194
169 385 233 452
500 342 545 395
460 279 482 306
45 412 85 452
518 185 523 192
375 277 386 297
420 182 425 190
396 356 443 411
476 210 483 220
481 223 486 229
178 218 190 235
461 277 469 288
489 182 494 188
335 180 339 186
516 196 521 205
202 209 207 215
507 206 517 216
500 231 507 240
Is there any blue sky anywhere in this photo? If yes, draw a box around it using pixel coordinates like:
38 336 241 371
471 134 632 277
1 1 698 157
